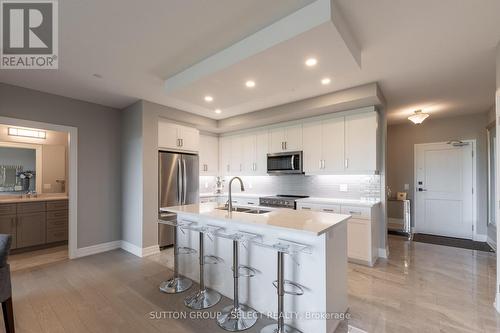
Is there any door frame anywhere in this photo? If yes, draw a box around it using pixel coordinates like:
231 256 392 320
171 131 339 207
413 140 477 240
0 116 78 258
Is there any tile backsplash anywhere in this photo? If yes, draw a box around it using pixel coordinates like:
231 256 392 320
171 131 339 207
200 175 381 201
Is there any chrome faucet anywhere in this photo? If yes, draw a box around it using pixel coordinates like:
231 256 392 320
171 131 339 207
228 177 245 215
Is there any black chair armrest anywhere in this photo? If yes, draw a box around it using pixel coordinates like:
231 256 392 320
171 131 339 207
0 234 12 268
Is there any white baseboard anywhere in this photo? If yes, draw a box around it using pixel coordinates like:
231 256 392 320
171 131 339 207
487 236 497 252
74 240 122 258
378 247 388 259
120 241 160 257
475 234 488 242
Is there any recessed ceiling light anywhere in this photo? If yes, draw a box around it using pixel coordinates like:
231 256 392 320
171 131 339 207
321 78 331 85
245 80 256 88
305 58 317 67
204 95 213 102
214 109 221 114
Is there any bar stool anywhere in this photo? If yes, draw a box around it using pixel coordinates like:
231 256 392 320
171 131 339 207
184 224 224 310
159 219 196 294
216 231 261 331
259 239 310 333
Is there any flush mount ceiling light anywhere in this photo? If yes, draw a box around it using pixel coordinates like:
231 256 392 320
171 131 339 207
321 77 331 85
8 127 46 139
214 109 222 114
245 80 256 88
305 58 317 67
204 95 213 102
408 110 429 124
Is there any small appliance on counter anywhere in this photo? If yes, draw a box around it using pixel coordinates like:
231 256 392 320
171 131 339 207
259 194 309 209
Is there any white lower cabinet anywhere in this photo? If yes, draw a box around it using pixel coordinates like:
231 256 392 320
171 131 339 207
297 202 379 266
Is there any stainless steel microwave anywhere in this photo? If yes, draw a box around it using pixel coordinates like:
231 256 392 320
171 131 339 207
267 151 303 174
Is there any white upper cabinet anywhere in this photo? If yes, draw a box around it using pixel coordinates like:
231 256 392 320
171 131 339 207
158 121 200 152
303 117 345 174
230 135 243 175
254 130 269 175
302 121 323 173
322 117 345 172
345 112 378 172
221 130 269 176
219 136 231 176
199 134 218 176
269 124 302 153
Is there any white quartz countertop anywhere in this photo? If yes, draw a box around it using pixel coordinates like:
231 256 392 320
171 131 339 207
199 193 380 207
296 197 381 207
199 192 267 198
161 202 350 236
0 194 68 204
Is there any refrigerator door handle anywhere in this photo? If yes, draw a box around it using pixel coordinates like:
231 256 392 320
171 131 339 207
177 159 182 203
183 158 187 204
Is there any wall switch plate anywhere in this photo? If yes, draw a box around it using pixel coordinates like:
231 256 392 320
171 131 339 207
339 184 348 192
43 184 51 190
404 184 410 190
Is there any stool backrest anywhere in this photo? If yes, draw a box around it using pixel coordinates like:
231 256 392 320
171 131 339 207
0 234 12 268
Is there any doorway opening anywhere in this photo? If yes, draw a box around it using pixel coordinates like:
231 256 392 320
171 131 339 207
0 116 77 269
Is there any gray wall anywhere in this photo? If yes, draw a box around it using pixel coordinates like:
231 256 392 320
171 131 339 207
387 112 489 236
0 83 122 248
121 101 144 248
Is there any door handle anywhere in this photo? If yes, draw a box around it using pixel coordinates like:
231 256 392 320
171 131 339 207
291 156 295 170
418 188 427 192
284 141 287 150
177 159 182 203
183 159 187 204
344 159 349 169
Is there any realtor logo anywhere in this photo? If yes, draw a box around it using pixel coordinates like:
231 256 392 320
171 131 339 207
1 0 58 69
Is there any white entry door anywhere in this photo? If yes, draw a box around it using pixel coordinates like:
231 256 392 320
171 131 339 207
414 142 474 239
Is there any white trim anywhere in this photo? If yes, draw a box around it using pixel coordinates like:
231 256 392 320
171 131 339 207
378 247 388 259
496 293 500 313
120 241 160 258
74 240 121 258
0 116 78 259
0 141 42 193
488 235 497 252
475 234 488 242
413 140 477 240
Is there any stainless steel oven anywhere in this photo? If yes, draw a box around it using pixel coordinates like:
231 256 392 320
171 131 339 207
267 151 303 174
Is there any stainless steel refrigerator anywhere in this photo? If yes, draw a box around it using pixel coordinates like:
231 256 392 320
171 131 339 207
158 151 199 247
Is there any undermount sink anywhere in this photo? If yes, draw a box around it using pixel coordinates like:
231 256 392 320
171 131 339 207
216 207 252 212
245 209 270 214
216 207 270 214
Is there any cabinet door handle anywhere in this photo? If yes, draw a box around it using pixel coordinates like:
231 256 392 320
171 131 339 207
281 142 284 150
349 211 361 215
323 208 334 212
301 207 311 210
227 164 230 172
284 141 287 150
345 159 349 169
322 160 326 169
180 138 183 147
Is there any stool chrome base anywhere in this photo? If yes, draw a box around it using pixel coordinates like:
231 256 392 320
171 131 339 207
217 304 258 331
159 276 192 294
184 288 221 310
260 323 303 333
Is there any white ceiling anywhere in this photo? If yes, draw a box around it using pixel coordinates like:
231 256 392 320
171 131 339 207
0 0 499 124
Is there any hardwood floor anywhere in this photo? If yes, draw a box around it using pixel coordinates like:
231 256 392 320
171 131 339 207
1 236 499 333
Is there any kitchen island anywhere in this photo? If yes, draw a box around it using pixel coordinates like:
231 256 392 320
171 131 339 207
161 202 350 333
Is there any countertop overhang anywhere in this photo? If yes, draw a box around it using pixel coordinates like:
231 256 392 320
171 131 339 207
161 202 350 236
0 195 68 204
